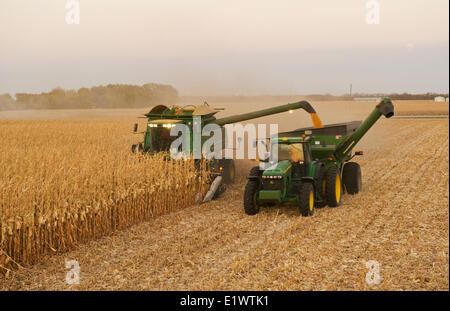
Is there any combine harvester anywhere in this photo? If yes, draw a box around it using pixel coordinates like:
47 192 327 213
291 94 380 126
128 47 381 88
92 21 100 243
132 101 323 188
244 98 394 216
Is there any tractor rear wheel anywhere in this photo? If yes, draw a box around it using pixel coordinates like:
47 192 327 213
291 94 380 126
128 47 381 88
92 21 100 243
298 183 315 217
343 162 362 194
221 159 236 184
244 180 260 215
325 166 343 207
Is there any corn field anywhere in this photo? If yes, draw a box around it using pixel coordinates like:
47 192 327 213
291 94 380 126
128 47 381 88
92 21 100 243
0 119 208 273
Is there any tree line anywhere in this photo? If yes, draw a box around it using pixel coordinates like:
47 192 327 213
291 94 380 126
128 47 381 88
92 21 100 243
0 83 178 111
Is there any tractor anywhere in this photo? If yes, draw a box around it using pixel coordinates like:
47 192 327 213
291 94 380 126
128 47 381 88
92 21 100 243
244 98 394 216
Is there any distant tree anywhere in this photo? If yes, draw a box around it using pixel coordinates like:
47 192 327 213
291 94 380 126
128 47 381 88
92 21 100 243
0 93 15 110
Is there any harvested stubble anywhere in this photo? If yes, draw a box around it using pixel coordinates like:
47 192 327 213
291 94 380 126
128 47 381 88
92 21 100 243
0 120 208 272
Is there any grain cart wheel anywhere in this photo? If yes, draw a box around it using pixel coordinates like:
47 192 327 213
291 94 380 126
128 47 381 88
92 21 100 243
243 180 260 215
298 183 315 217
221 159 236 184
325 166 343 207
343 162 362 194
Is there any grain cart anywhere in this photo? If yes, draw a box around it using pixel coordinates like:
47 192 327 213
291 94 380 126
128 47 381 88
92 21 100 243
132 101 323 184
244 98 394 216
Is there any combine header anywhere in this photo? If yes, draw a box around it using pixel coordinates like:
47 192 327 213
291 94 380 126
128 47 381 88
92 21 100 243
244 98 394 216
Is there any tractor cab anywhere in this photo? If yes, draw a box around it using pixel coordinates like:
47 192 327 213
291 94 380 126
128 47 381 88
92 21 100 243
264 136 313 179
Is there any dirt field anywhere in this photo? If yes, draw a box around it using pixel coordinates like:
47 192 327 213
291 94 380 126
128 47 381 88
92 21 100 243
0 114 448 290
0 116 449 290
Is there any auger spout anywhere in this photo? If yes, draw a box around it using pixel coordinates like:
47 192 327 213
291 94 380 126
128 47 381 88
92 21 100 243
333 98 394 162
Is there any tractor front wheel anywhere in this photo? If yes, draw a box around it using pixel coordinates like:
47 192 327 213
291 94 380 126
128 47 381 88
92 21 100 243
325 166 343 207
343 162 362 194
298 183 315 217
244 180 260 215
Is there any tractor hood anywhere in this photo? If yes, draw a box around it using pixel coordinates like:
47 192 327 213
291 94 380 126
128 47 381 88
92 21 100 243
262 160 292 177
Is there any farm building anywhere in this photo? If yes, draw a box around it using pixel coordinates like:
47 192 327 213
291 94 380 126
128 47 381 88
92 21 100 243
434 96 446 102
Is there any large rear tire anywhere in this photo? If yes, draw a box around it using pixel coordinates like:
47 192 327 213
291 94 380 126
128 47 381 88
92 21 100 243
298 183 315 217
244 180 260 215
343 162 362 194
325 166 343 207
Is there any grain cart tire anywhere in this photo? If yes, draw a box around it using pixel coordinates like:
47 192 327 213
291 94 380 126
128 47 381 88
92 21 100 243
244 180 260 215
325 166 343 207
298 183 315 217
221 159 236 184
343 162 362 194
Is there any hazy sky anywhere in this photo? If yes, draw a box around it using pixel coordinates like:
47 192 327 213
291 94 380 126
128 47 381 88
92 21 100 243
0 0 448 95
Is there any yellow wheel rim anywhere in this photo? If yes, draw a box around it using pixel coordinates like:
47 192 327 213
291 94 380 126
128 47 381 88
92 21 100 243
335 175 341 203
253 192 258 207
309 191 314 211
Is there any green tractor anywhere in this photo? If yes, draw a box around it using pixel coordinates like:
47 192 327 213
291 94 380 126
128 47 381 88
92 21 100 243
244 98 394 216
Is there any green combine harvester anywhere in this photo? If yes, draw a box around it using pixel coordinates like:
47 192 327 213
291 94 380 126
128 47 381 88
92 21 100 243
244 98 394 216
132 101 324 184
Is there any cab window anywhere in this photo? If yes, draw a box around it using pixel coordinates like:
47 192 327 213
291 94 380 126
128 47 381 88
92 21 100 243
274 143 304 162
